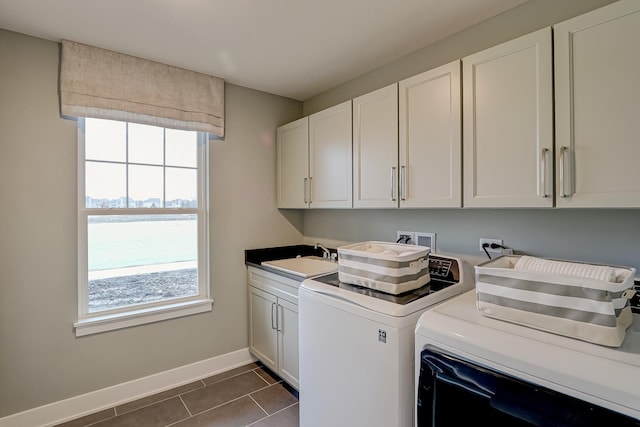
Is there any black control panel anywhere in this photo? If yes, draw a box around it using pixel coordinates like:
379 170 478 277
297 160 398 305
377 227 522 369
631 280 640 314
428 255 459 284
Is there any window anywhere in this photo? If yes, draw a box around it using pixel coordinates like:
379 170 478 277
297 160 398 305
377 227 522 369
75 118 211 336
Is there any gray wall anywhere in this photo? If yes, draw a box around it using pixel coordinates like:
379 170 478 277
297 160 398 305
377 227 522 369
302 0 640 273
303 0 618 115
303 209 640 272
0 29 303 417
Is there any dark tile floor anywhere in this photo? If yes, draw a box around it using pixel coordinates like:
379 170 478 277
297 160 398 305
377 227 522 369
53 362 299 427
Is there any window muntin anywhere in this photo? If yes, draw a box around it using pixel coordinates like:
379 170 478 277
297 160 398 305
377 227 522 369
78 118 209 324
84 120 199 210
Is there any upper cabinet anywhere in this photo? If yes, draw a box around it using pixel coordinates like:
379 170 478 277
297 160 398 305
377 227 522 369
352 84 399 208
309 101 353 208
277 1 639 211
276 101 352 209
554 0 640 208
399 60 461 208
463 27 553 208
277 117 308 209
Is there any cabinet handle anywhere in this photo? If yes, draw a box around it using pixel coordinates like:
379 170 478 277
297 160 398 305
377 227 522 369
303 178 308 204
308 177 312 204
391 167 397 201
271 303 277 330
400 165 407 201
277 304 283 332
559 146 572 198
540 148 549 198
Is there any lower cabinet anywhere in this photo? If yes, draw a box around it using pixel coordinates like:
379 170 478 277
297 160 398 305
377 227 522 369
248 267 299 390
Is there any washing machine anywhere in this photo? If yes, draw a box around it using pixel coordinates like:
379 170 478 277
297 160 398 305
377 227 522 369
299 253 474 427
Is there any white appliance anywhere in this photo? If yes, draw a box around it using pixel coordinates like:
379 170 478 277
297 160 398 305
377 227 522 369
414 290 640 424
299 254 474 427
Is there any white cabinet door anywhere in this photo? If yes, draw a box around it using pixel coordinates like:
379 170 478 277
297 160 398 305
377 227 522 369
463 27 553 208
249 286 278 373
399 61 462 208
309 101 353 208
353 84 399 208
277 297 299 390
277 117 309 208
248 267 300 390
555 0 640 207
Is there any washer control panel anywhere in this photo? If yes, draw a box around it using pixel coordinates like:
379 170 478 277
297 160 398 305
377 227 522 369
428 255 459 283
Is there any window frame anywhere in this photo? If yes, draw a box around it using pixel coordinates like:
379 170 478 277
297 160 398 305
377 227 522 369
74 118 212 337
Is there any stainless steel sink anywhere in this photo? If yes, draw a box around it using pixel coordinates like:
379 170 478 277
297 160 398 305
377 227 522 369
261 256 338 278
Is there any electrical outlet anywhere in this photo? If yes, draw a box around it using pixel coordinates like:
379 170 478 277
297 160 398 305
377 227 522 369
479 238 503 256
396 231 415 244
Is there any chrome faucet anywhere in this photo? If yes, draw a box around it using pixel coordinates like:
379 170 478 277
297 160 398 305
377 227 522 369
315 243 331 259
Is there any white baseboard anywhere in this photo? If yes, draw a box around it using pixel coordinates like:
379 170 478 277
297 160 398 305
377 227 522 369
0 348 255 427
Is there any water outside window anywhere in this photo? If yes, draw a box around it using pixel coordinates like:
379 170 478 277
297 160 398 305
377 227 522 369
87 215 198 312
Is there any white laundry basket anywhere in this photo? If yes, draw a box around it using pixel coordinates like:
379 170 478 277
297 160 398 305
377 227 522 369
475 255 637 347
337 241 430 295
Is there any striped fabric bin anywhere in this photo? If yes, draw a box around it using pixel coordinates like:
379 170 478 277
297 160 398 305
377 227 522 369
475 255 637 347
337 241 430 295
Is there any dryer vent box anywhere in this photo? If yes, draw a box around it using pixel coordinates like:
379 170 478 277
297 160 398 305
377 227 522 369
415 232 436 253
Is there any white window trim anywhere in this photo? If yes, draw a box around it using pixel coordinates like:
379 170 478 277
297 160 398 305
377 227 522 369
75 118 212 337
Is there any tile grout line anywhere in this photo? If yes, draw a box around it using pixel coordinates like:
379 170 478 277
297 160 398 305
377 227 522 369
105 378 208 418
245 401 299 427
252 368 272 386
112 393 185 417
82 411 118 427
164 395 253 427
178 394 193 417
68 377 227 426
54 363 276 427
248 394 270 417
163 397 193 427
185 382 277 418
200 364 263 387
106 369 252 419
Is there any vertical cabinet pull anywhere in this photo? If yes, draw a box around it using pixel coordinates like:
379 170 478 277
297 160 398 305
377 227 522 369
303 178 308 204
539 148 549 198
308 177 312 204
559 146 572 198
303 177 313 205
271 302 277 330
277 305 283 332
400 165 407 201
391 167 397 201
271 303 283 332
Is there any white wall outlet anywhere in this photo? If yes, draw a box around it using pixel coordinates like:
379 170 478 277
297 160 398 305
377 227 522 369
396 231 415 244
415 232 436 252
479 238 503 256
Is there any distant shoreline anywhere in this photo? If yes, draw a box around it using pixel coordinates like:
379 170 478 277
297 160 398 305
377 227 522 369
88 214 197 223
89 260 197 280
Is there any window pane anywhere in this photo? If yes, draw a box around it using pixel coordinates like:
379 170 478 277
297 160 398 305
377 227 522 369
166 128 197 167
85 161 126 208
87 214 198 312
129 165 163 207
166 167 198 208
85 118 126 162
128 123 164 165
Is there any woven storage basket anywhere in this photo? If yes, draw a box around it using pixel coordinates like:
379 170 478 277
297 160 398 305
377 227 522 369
475 255 637 347
337 241 430 295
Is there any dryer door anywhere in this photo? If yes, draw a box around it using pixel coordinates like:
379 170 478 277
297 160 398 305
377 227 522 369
417 347 639 426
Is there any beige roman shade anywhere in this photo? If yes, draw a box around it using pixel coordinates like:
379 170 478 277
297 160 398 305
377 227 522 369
60 40 224 137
